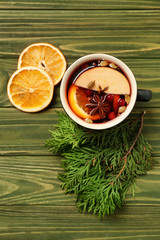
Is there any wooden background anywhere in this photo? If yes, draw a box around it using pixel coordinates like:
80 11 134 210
0 0 160 239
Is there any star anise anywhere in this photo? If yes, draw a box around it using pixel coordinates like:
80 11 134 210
98 85 109 94
85 93 110 119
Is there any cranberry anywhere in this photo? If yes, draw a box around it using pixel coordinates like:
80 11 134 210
106 94 114 102
84 89 93 96
118 98 125 106
108 112 116 120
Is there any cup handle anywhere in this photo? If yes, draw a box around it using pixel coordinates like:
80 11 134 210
137 89 152 102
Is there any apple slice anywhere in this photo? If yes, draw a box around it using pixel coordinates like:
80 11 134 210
74 67 130 95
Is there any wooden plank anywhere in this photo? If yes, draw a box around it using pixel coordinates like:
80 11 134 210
0 155 159 205
0 205 160 240
0 10 159 59
0 0 160 10
0 58 160 108
0 108 160 156
0 155 76 205
0 153 159 240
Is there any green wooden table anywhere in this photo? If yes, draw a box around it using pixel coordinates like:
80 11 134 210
0 1 160 239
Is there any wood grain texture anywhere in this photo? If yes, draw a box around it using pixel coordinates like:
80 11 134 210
0 155 159 205
0 0 160 10
0 204 159 240
0 156 159 240
0 10 159 59
0 108 160 156
0 155 76 205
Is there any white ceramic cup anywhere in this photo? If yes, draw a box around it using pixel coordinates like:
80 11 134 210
60 54 141 130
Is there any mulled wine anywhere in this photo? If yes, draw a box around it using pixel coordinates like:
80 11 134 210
67 60 131 124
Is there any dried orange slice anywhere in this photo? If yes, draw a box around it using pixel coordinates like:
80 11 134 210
18 43 66 85
7 66 54 112
68 84 100 120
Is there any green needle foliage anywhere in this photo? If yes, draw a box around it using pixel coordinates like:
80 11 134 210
46 111 152 218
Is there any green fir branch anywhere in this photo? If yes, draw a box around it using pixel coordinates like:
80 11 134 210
46 111 152 218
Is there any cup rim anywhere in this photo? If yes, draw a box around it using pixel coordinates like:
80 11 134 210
60 54 137 130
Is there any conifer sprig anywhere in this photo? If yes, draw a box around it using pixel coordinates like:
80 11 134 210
46 111 152 218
